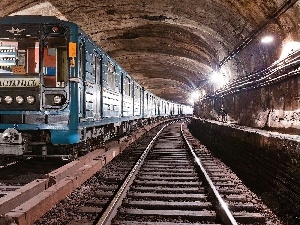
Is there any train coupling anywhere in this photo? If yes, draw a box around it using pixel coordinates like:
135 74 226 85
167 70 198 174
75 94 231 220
0 128 24 155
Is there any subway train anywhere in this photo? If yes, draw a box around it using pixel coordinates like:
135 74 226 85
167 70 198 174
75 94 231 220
0 15 193 158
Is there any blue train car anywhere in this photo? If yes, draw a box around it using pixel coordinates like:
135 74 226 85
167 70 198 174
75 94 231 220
0 15 192 157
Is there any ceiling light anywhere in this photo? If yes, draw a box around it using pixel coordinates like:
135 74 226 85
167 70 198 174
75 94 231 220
188 90 201 104
261 36 274 44
210 72 226 86
279 41 300 60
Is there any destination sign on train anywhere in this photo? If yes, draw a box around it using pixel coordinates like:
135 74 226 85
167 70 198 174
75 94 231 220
0 77 40 87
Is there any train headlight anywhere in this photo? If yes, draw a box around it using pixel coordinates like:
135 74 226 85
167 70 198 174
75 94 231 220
16 96 24 104
44 92 66 108
26 95 35 104
4 96 13 104
53 95 62 104
0 96 2 103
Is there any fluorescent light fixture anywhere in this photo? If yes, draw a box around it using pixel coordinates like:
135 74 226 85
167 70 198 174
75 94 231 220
261 36 274 44
279 41 300 60
191 90 200 100
188 90 201 104
210 72 226 86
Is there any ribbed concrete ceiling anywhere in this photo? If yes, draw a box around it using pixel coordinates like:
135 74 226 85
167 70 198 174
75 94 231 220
1 0 299 104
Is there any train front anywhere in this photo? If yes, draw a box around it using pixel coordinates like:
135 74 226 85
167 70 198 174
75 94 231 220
0 18 78 156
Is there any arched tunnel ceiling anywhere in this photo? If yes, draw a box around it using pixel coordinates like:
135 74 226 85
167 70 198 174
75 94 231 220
1 0 299 104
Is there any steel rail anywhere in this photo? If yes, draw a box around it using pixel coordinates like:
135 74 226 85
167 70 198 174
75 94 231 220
181 122 238 225
96 122 170 225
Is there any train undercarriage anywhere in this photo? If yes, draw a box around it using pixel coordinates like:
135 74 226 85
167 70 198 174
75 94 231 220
0 117 161 160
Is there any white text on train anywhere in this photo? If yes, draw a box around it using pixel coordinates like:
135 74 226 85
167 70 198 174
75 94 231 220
0 78 39 87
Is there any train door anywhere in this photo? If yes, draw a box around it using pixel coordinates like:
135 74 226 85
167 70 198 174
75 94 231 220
43 37 67 88
123 75 133 117
155 97 158 115
148 94 153 116
78 41 84 118
132 81 135 116
94 55 102 119
115 70 122 117
134 84 141 116
57 47 67 86
143 91 148 118
102 61 120 118
80 40 95 120
120 72 124 117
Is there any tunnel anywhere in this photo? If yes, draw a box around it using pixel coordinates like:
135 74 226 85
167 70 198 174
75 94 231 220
0 1 300 224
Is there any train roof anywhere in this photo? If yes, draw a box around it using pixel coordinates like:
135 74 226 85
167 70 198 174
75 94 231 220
0 15 74 26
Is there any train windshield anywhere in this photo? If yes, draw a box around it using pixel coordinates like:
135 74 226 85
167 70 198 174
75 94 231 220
0 37 40 76
0 23 68 88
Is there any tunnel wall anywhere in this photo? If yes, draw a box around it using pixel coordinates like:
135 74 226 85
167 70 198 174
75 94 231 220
194 75 300 134
189 117 300 224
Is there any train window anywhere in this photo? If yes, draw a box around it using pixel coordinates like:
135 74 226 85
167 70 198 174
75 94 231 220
135 86 140 99
43 37 67 87
0 37 40 76
114 73 121 93
95 56 101 85
125 76 131 96
79 42 84 78
146 93 149 105
107 62 115 90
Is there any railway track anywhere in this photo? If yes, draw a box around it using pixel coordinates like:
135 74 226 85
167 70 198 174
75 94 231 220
94 121 272 224
0 119 168 225
4 119 281 225
0 157 66 197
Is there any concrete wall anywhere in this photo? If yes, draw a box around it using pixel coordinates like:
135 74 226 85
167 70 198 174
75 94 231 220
194 75 300 133
189 117 300 224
